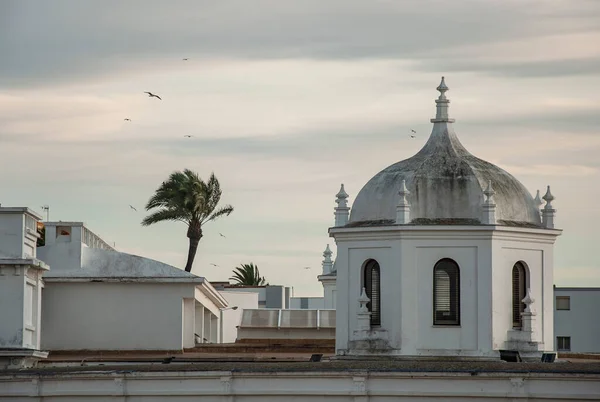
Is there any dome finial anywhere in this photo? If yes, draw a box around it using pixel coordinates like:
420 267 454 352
336 184 348 200
396 179 411 224
541 185 556 229
431 76 455 123
533 190 543 208
483 180 496 203
322 244 333 274
437 76 448 95
542 185 554 207
334 183 350 227
481 180 497 224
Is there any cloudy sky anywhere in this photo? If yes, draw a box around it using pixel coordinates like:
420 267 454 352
1 0 599 295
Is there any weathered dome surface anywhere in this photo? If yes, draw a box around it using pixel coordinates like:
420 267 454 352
349 78 541 226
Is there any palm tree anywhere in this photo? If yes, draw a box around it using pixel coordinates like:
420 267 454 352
142 169 233 273
230 263 267 286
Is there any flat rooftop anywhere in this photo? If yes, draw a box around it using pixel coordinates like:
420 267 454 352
4 347 600 376
6 360 600 377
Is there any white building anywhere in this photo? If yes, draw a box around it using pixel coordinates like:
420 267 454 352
2 78 600 402
0 210 233 368
554 287 600 353
219 290 259 343
0 207 48 369
37 221 228 350
290 244 337 310
330 78 561 360
214 283 291 309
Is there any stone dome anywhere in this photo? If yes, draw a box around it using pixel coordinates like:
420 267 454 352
349 78 541 226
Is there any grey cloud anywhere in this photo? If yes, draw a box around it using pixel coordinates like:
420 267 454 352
416 57 600 78
1 108 598 158
463 109 600 132
2 0 599 88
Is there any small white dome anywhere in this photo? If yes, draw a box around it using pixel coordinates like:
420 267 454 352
349 78 541 227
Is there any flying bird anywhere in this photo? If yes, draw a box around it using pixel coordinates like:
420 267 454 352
219 233 226 238
410 135 416 139
144 92 162 100
210 263 219 267
303 267 311 270
182 58 189 61
129 205 137 212
184 135 193 138
124 118 131 121
411 129 416 133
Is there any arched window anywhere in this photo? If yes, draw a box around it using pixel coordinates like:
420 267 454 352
433 259 460 326
363 259 381 326
512 262 527 329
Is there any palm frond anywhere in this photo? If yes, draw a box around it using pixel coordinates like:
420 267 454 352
204 205 234 224
142 169 234 273
229 263 267 286
141 208 190 226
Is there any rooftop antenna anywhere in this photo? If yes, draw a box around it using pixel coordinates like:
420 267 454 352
41 205 49 221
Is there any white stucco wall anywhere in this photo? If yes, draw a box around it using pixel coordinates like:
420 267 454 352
0 264 46 351
1 370 599 401
492 234 556 351
37 240 83 273
0 208 41 259
323 280 337 309
554 288 600 353
0 268 26 349
220 291 259 343
41 282 196 350
331 225 560 358
333 229 489 356
0 213 25 258
220 286 290 308
183 298 196 348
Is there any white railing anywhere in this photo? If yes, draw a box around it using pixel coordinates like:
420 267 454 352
239 309 336 329
81 226 115 251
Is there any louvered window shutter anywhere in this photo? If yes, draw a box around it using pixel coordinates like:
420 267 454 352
433 259 460 325
364 260 381 326
512 263 527 328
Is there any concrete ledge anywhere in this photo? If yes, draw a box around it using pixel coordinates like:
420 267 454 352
7 360 600 376
235 338 335 346
188 342 334 354
333 354 498 362
558 353 600 360
0 349 48 369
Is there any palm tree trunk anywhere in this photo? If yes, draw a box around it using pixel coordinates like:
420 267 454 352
184 236 200 272
184 221 202 273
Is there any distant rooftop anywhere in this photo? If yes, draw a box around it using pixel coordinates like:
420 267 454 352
43 247 204 283
43 221 115 251
0 206 43 220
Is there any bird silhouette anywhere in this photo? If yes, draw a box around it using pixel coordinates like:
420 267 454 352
124 118 131 121
182 58 189 61
144 92 162 100
184 135 193 138
219 233 226 238
129 205 137 212
411 129 416 133
210 263 219 267
410 135 416 138
303 267 311 270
